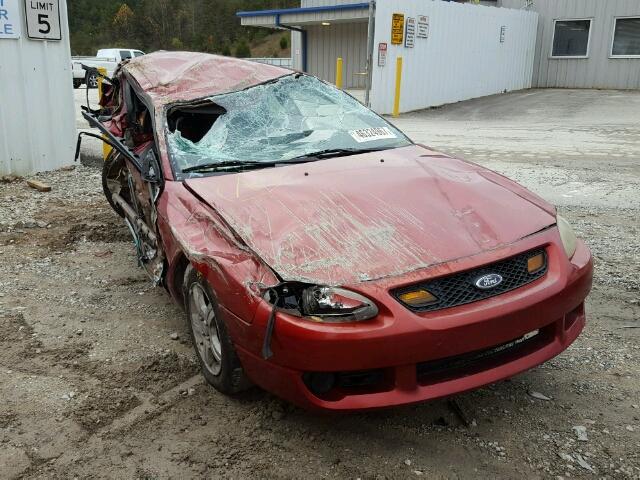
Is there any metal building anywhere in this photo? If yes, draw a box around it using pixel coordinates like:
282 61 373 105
0 0 76 176
500 0 640 89
239 0 371 89
238 0 539 114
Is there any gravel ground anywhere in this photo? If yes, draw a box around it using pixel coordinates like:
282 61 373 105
1 88 639 479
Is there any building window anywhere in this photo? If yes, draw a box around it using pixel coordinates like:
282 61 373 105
551 19 592 58
611 17 640 57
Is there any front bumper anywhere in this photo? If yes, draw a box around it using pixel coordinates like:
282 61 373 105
229 229 593 412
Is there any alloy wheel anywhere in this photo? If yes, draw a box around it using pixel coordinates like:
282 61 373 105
188 283 222 376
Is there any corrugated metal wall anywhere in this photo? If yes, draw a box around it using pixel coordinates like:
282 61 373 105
0 0 76 175
370 0 538 114
291 31 302 71
501 0 640 89
307 22 369 88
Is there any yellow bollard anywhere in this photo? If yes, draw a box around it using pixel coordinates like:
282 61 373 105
336 57 343 89
392 56 403 118
97 67 113 160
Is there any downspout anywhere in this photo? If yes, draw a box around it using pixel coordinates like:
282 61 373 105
364 1 376 107
276 14 308 72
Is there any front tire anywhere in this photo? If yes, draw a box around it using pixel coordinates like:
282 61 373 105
73 79 82 89
183 264 251 394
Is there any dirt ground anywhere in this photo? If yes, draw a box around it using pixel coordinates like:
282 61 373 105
1 88 639 479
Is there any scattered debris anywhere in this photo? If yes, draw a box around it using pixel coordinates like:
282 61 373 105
61 391 76 401
528 390 552 401
573 425 588 442
558 452 574 463
1 174 22 183
404 459 412 466
26 179 52 192
625 425 634 432
169 332 179 340
575 453 595 473
94 250 114 258
448 398 472 427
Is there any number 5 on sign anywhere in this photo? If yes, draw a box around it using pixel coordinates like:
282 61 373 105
25 0 61 40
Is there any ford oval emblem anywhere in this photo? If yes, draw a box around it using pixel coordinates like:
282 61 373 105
474 273 503 290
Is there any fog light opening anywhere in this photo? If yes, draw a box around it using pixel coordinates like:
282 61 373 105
305 372 336 395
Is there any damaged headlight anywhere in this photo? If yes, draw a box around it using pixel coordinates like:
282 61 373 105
266 284 378 323
557 215 577 259
301 286 378 322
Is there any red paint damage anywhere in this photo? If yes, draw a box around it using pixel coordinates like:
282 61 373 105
90 52 592 411
184 145 557 286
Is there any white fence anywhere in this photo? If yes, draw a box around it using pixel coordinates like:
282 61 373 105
370 1 538 114
248 57 293 68
0 0 76 175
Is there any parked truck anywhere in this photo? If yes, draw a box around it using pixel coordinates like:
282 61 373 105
72 48 145 88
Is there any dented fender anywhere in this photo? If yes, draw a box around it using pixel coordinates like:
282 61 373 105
156 181 279 323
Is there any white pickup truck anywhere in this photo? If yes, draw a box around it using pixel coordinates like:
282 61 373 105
72 48 145 88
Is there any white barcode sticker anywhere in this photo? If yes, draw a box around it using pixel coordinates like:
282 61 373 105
349 127 397 143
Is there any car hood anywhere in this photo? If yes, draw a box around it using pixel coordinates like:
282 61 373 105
184 145 556 286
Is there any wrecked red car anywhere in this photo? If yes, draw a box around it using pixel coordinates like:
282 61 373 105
79 52 593 411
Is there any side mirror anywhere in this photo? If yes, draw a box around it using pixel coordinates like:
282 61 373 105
141 149 161 183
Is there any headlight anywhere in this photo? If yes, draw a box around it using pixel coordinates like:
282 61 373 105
557 215 577 259
265 283 378 323
301 286 378 322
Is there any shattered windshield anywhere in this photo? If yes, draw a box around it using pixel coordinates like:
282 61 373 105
167 74 411 173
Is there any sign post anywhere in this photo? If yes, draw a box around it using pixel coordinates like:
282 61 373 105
0 0 21 38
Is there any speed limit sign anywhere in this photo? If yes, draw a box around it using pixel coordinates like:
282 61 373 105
24 0 61 40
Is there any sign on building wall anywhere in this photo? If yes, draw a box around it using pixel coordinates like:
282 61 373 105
417 15 429 39
500 25 506 43
405 17 416 48
391 13 404 45
378 42 387 67
25 0 61 40
0 0 21 38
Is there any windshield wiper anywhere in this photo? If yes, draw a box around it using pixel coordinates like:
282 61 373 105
290 146 394 160
181 157 317 174
181 147 396 174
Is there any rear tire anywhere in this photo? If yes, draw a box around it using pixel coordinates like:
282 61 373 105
183 264 251 394
73 79 82 89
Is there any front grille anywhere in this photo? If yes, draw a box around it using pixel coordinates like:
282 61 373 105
393 248 547 312
416 326 552 383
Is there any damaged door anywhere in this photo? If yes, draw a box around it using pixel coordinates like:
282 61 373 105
83 77 166 284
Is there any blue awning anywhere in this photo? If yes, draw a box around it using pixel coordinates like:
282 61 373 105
236 3 370 18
